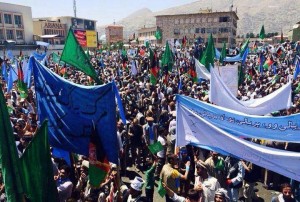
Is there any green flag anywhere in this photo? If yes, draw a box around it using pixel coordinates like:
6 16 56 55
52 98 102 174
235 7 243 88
240 38 250 57
219 42 226 64
51 52 65 65
238 65 245 86
0 88 24 202
60 28 101 84
200 34 215 72
157 179 166 197
155 30 162 40
161 41 174 72
148 141 163 154
259 25 266 39
294 83 300 93
20 120 59 202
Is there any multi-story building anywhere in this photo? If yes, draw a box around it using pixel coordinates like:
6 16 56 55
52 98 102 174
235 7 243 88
137 27 159 45
33 16 97 47
33 19 66 45
155 10 238 48
288 22 300 42
0 2 34 45
105 24 123 45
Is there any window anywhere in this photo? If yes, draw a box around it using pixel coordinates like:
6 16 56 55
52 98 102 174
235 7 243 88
4 14 12 24
191 18 195 24
174 29 180 35
195 28 200 33
180 29 184 34
6 29 14 40
218 38 228 43
175 19 179 25
185 18 190 24
201 18 206 23
0 29 4 39
14 15 22 25
219 27 229 33
207 17 213 23
219 16 230 22
196 18 201 23
180 19 184 24
201 28 205 33
0 14 2 23
16 30 24 39
213 28 217 34
213 18 218 23
206 28 212 33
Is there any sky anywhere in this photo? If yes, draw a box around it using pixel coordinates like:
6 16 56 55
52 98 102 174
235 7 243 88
2 0 198 25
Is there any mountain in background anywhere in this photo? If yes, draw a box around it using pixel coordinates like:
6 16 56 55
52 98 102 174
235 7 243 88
97 0 300 40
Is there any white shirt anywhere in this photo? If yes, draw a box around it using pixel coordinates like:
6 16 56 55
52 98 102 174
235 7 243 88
57 180 73 202
157 135 166 158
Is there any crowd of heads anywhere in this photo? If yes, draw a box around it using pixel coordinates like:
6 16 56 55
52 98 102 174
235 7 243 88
0 38 299 201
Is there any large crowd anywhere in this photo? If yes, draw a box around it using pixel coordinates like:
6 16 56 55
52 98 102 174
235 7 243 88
0 39 300 202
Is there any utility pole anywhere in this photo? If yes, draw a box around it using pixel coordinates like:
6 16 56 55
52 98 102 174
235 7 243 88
73 0 77 18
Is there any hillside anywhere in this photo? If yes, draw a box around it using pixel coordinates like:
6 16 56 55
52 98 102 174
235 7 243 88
97 0 300 39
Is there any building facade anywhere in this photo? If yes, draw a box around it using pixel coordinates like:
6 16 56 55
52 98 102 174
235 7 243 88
105 25 123 45
0 2 34 45
137 27 159 45
155 10 238 48
33 19 66 45
33 16 97 47
288 22 300 42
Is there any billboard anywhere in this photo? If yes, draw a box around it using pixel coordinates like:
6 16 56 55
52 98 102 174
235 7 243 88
71 18 85 30
86 30 97 48
74 30 97 48
74 30 87 47
71 17 95 30
84 20 95 30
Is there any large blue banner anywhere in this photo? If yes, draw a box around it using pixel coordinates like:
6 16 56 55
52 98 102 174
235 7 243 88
177 95 300 142
31 57 118 163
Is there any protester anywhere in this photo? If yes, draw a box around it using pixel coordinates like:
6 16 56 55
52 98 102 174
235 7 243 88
1 36 300 202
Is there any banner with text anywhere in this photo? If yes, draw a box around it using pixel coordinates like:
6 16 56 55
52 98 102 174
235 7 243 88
176 95 300 143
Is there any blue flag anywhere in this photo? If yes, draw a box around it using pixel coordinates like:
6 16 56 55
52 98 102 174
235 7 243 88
2 63 8 82
31 56 119 164
294 58 300 80
241 47 249 66
259 53 265 74
112 81 126 125
7 67 14 92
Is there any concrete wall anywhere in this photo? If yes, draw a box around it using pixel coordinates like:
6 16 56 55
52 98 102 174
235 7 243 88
0 2 33 44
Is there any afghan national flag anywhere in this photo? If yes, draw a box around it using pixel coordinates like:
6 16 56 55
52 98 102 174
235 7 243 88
188 67 197 82
182 36 187 46
121 49 128 69
17 61 28 98
276 47 283 57
89 122 110 187
263 57 274 70
149 48 159 85
249 65 257 79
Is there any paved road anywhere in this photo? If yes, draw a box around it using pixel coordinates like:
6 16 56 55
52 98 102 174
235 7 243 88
121 166 279 202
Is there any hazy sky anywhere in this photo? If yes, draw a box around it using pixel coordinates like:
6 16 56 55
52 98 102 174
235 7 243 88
2 0 197 25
